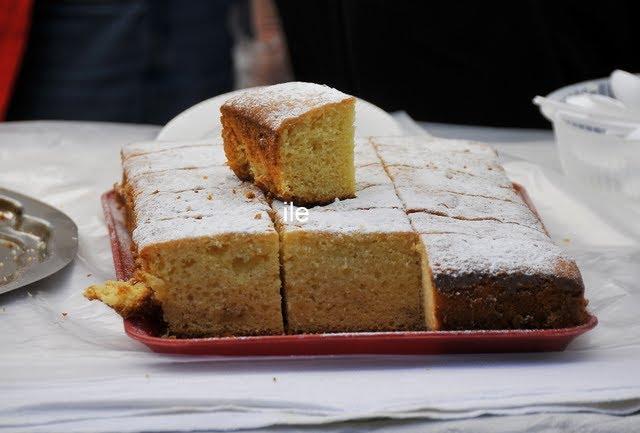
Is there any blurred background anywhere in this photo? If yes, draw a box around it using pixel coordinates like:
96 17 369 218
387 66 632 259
1 0 639 127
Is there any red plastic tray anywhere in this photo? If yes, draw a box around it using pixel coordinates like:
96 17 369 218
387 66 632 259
102 187 597 356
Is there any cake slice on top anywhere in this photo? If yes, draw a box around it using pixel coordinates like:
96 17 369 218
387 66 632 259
221 82 356 206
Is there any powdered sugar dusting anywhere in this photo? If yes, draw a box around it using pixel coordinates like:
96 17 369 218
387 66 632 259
123 145 227 179
355 163 392 189
388 165 518 203
276 207 413 234
422 233 568 277
410 212 547 240
372 136 572 280
134 187 270 223
372 136 545 233
276 184 401 212
129 166 245 197
376 144 506 183
122 139 217 160
371 136 498 159
223 82 354 130
125 141 278 249
133 211 275 249
355 138 382 167
411 212 557 276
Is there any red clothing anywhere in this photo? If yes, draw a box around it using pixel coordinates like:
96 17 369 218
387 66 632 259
0 0 33 120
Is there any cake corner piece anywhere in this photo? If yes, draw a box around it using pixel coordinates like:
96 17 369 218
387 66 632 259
132 212 284 337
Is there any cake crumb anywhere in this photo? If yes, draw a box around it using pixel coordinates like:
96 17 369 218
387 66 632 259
87 273 92 277
203 175 208 180
61 312 68 318
254 213 262 220
245 191 256 199
562 238 571 244
272 376 277 382
207 193 213 200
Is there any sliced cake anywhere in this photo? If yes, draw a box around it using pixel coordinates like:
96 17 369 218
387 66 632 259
410 213 588 329
220 82 356 205
133 212 283 337
372 135 588 330
88 139 285 337
274 207 423 333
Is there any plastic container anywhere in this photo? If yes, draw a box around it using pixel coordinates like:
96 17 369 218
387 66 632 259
552 110 640 199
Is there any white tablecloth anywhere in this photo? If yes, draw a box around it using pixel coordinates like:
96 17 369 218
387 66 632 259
1 120 640 433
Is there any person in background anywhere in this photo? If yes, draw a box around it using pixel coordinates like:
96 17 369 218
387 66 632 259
232 0 292 89
2 0 236 124
4 1 639 128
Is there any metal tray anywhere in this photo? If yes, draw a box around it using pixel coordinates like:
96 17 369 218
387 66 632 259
102 187 596 356
0 188 77 295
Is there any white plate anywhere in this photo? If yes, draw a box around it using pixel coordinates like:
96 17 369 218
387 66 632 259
157 88 403 141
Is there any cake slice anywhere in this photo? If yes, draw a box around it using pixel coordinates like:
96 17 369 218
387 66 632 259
220 82 356 205
90 139 285 337
274 207 423 333
120 141 230 218
133 211 283 337
410 213 588 330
